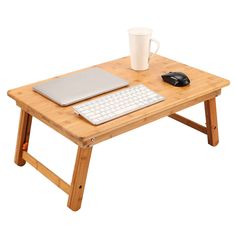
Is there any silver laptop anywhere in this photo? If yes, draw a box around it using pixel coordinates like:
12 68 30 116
33 67 129 106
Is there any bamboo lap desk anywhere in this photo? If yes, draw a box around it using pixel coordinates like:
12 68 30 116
8 55 229 211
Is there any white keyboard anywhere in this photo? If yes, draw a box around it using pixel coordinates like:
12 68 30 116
73 84 165 125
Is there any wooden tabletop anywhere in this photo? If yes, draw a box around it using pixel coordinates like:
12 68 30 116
8 55 230 147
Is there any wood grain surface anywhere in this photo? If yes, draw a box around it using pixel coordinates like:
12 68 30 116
8 55 230 147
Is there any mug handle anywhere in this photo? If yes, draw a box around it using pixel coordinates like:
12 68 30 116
149 39 160 61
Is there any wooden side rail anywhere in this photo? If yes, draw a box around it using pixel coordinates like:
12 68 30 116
22 151 70 194
169 113 207 134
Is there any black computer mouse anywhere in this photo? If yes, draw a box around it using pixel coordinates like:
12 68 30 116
161 72 190 87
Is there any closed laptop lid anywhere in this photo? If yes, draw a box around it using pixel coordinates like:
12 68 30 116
33 67 129 106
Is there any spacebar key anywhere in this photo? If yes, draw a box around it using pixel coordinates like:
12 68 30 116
114 105 139 116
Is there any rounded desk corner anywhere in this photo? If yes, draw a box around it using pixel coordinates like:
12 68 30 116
7 89 13 97
226 79 230 86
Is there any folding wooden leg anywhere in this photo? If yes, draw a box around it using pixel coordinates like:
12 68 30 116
15 110 32 166
204 98 219 146
67 146 92 211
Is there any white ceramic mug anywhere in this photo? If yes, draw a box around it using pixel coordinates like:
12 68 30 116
128 27 160 71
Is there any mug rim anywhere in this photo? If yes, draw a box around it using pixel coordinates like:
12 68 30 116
128 27 152 36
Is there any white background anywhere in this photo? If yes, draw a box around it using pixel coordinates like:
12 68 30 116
0 0 235 235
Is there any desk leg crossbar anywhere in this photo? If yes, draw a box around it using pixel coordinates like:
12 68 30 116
15 110 92 211
169 97 219 146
